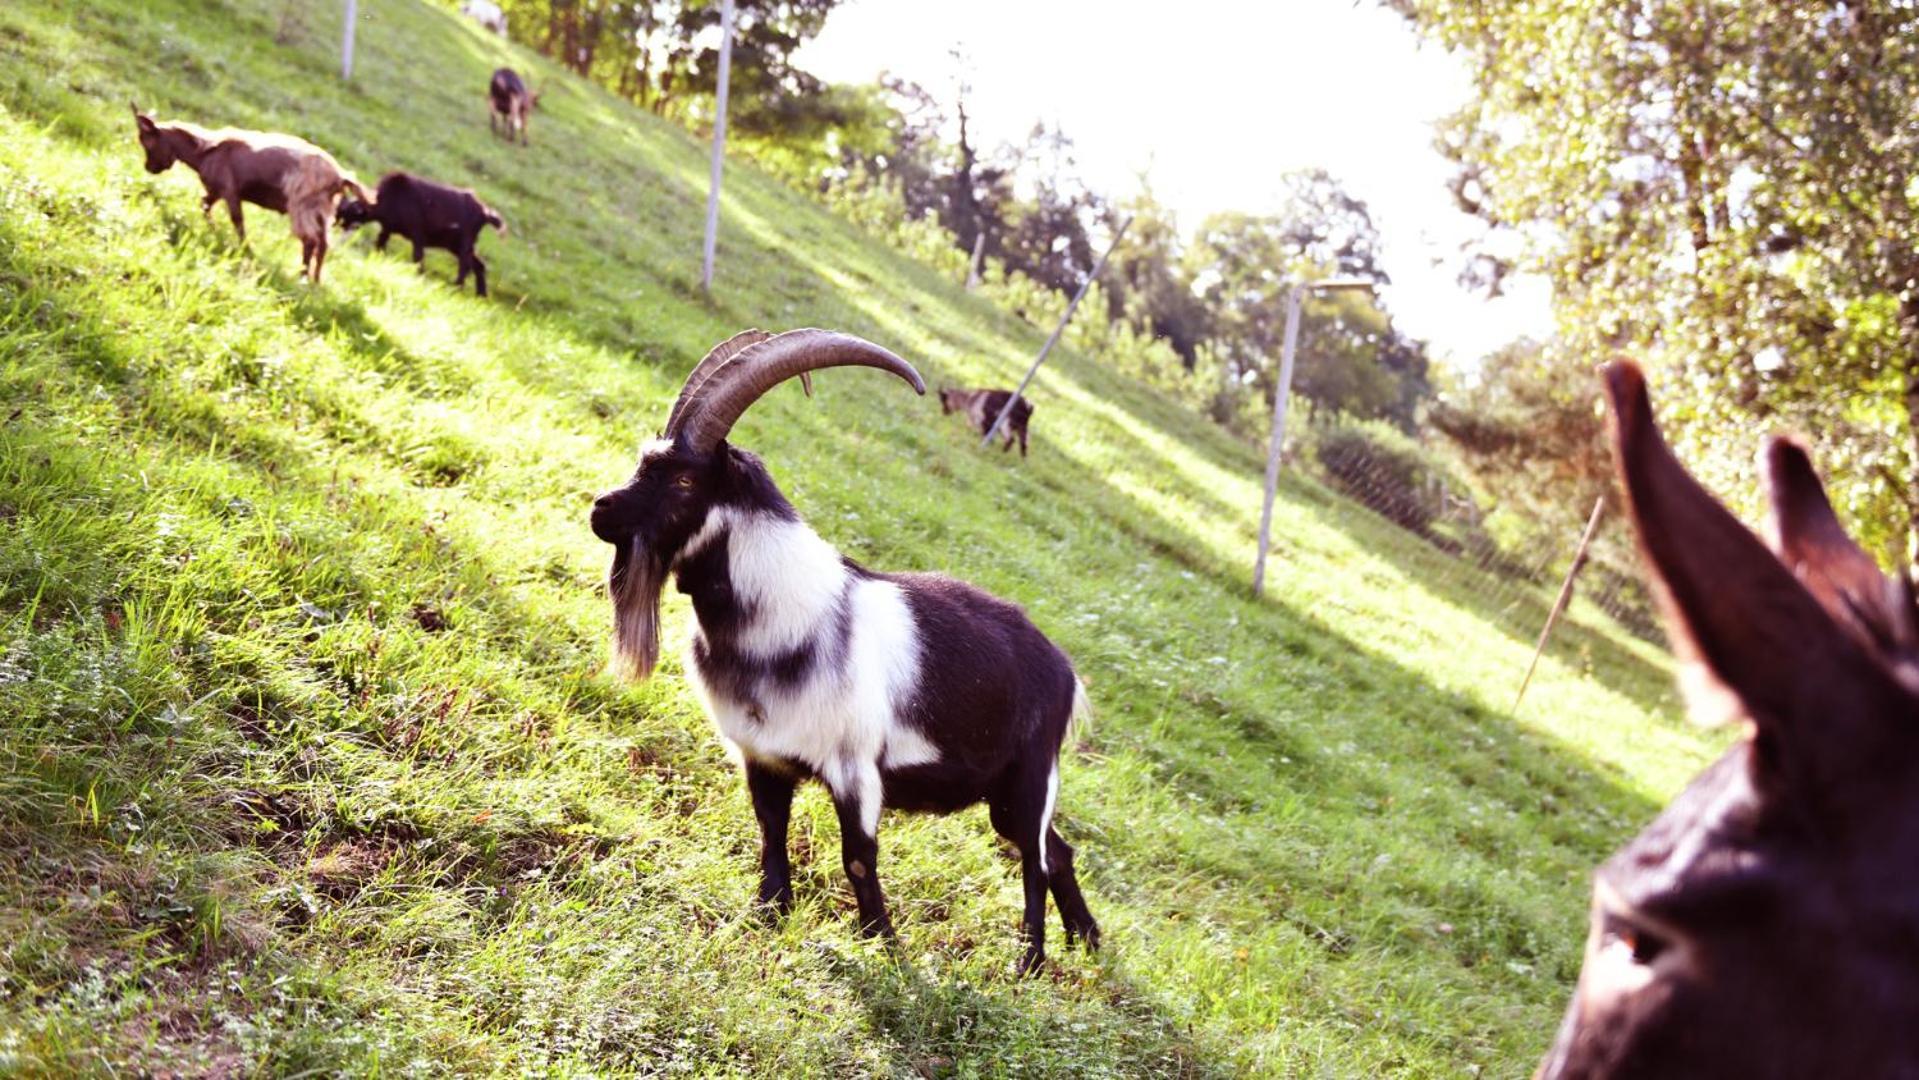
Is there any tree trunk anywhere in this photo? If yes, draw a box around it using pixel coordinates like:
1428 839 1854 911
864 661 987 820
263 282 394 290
1899 300 1919 562
1905 352 1919 560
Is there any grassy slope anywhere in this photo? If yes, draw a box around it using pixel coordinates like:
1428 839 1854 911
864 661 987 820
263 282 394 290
0 0 1723 1074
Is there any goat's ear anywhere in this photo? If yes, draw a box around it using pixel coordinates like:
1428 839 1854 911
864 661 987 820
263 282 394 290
1763 437 1917 651
1603 362 1910 797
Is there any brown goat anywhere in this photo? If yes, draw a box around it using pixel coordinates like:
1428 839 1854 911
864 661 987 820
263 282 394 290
1537 361 1919 1077
488 69 536 145
131 104 369 284
939 387 1034 457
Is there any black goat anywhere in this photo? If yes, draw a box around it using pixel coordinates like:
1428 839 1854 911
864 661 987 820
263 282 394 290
489 67 535 145
939 386 1034 457
336 172 504 296
589 329 1099 974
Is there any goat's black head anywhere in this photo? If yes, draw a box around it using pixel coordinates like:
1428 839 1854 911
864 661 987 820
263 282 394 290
938 387 960 414
1539 362 1919 1078
591 328 924 679
131 103 177 174
334 197 376 231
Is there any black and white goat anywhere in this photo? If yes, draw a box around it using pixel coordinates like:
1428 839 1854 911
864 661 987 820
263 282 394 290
589 328 1098 973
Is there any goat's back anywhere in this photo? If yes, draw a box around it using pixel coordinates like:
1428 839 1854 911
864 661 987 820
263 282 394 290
959 389 1032 433
885 570 1076 758
489 68 527 108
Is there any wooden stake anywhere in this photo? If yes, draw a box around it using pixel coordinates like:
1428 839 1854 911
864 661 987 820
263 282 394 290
1514 496 1606 713
981 215 1133 447
965 231 986 290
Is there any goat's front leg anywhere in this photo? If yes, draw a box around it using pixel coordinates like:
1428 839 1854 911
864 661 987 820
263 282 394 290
744 761 796 913
829 764 893 938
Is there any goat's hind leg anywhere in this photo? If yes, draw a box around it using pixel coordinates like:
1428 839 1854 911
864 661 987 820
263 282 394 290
1045 826 1098 949
990 761 1057 975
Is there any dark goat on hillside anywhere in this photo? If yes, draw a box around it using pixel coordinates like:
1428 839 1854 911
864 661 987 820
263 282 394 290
337 172 505 296
1537 362 1919 1078
132 104 369 284
589 329 1099 974
488 68 536 145
939 387 1034 457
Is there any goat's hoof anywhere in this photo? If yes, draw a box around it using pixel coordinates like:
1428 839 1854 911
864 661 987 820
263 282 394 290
1068 919 1101 952
753 887 793 919
1015 948 1046 978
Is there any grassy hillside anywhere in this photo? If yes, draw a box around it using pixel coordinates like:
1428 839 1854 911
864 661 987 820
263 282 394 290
0 0 1722 1074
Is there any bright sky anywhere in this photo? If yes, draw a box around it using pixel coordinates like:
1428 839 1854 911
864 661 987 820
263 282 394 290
794 0 1554 367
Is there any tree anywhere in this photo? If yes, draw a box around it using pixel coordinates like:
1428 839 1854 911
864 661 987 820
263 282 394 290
1106 185 1210 367
1184 171 1425 428
1391 0 1919 554
495 0 845 135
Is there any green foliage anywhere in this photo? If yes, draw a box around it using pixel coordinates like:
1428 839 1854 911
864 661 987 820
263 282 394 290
0 0 1721 1074
1392 0 1919 556
1186 174 1430 431
489 0 842 124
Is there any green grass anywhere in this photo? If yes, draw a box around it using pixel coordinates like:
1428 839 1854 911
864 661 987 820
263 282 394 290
0 0 1724 1074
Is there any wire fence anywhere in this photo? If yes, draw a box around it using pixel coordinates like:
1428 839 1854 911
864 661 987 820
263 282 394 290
1286 424 1662 663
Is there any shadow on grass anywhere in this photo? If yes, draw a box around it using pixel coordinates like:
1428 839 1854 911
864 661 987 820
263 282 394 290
823 948 1225 1079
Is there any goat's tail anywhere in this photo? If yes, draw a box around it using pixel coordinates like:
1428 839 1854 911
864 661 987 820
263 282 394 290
484 205 508 236
1067 675 1094 746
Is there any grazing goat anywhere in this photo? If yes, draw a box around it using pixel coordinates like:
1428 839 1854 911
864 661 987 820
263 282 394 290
337 172 506 296
460 0 507 35
589 329 1099 974
132 105 369 284
939 386 1034 457
488 68 536 145
1537 362 1919 1078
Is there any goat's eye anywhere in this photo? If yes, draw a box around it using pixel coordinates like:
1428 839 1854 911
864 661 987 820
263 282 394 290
1627 926 1667 965
674 474 696 490
1605 918 1668 966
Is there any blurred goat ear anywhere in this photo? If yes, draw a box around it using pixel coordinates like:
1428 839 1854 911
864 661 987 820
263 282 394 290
1764 438 1918 656
1603 362 1908 792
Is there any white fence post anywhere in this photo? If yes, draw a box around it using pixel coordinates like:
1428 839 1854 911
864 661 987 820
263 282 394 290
340 0 357 80
700 0 735 293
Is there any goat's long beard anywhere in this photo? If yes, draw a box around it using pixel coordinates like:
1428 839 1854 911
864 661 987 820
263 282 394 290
609 537 668 680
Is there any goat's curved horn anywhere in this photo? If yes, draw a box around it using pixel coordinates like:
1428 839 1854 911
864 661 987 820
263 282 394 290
665 328 772 436
677 328 925 454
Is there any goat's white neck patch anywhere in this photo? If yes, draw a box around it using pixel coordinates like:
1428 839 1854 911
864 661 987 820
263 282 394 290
720 510 850 657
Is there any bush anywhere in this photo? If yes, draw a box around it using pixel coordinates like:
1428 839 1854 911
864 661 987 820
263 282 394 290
1314 426 1439 535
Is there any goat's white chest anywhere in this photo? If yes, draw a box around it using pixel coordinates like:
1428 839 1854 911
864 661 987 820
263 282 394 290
679 515 937 785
